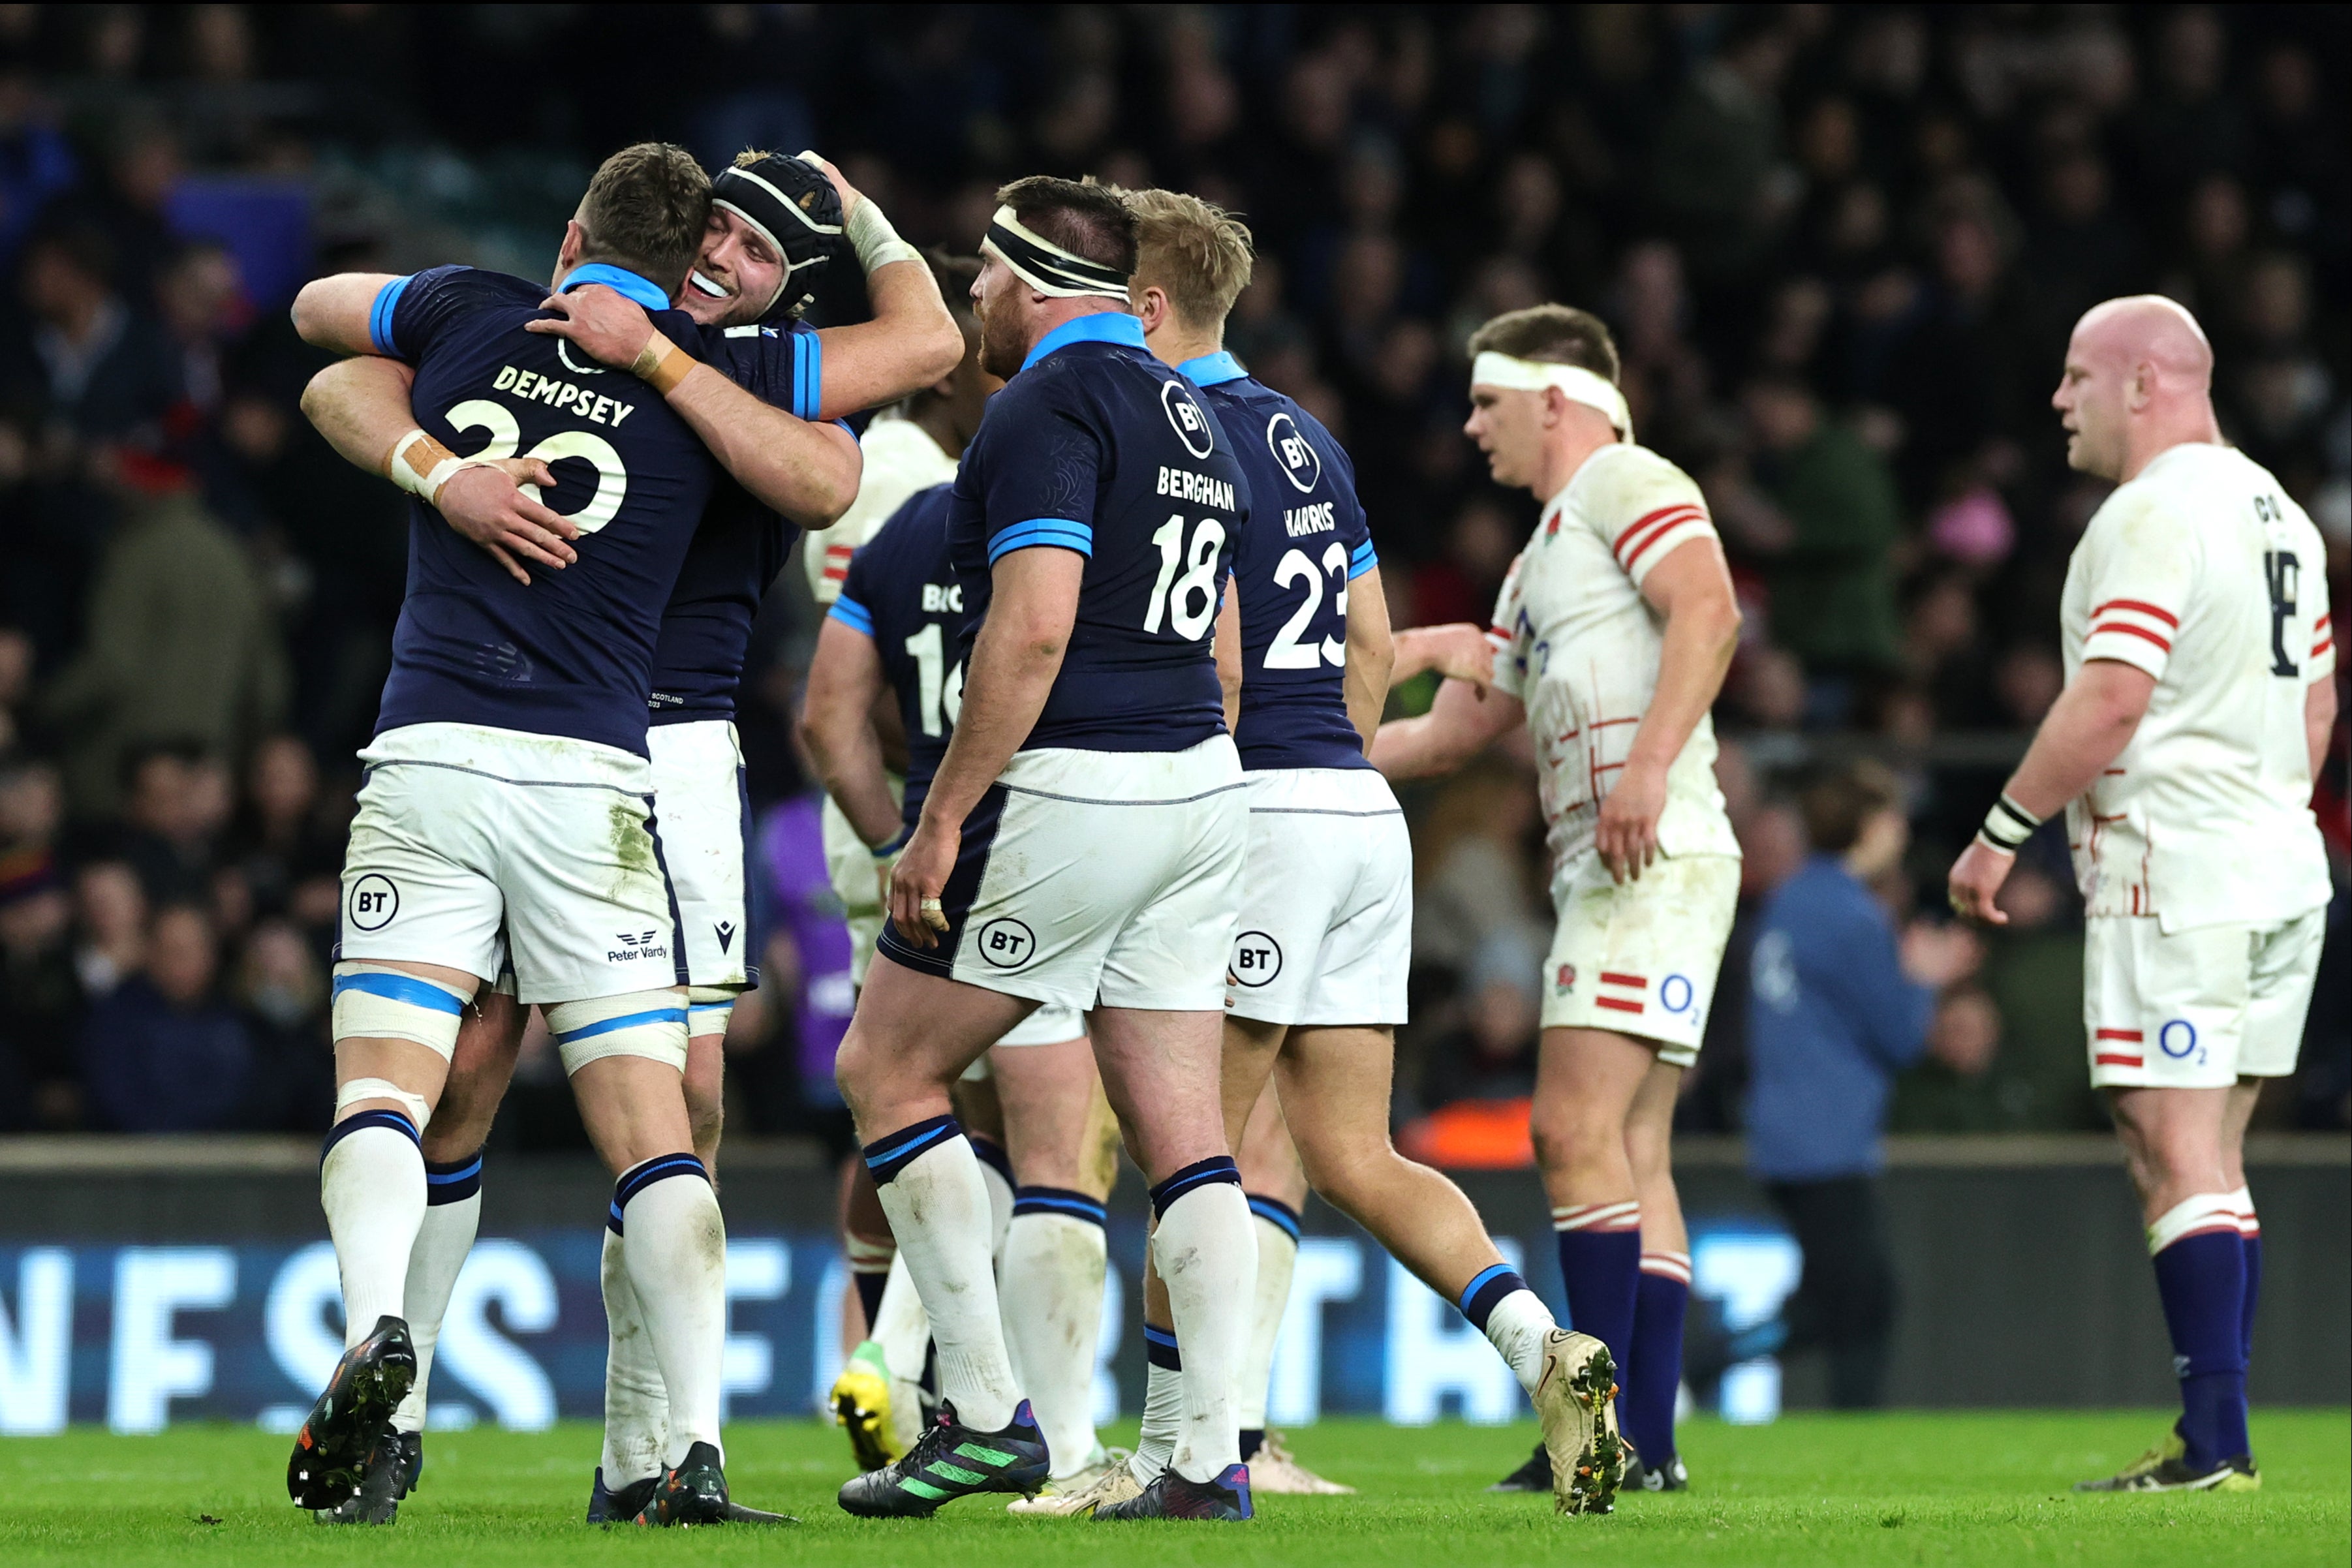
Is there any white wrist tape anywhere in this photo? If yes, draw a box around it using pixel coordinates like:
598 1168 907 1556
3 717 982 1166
843 194 920 275
1469 352 1633 440
335 1077 434 1130
1976 792 2041 854
388 429 488 508
546 990 689 1075
332 962 470 1059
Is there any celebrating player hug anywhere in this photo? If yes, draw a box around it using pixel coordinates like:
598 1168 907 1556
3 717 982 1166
253 105 2337 1547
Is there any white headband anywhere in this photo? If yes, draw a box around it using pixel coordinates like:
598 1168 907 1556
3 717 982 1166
981 204 1132 300
1470 351 1632 440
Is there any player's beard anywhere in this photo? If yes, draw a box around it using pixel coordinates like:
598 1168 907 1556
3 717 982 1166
978 300 1029 382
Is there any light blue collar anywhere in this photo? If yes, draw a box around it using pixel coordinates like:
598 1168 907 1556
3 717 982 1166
1178 350 1247 388
558 262 672 311
1021 311 1147 372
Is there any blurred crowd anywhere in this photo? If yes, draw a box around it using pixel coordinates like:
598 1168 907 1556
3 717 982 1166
0 6 2343 1140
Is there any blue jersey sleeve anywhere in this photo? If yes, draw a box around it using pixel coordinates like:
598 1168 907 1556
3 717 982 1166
1331 444 1377 579
974 376 1100 564
709 322 824 421
374 264 495 361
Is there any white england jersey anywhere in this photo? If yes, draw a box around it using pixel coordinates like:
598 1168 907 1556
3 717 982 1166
803 414 958 604
1487 442 1741 874
2061 440 2334 931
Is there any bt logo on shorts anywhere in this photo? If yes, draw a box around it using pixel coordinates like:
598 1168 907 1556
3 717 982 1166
1230 930 1282 988
347 874 398 931
976 917 1035 970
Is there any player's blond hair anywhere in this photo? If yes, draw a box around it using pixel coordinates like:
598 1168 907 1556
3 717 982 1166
1467 304 1622 386
574 142 709 296
1122 188 1254 335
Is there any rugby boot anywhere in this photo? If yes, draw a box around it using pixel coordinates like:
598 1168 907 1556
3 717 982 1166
1006 1447 1140 1516
1488 1441 1551 1493
831 1340 901 1471
2075 1422 2186 1492
313 1424 409 1524
1249 1431 1354 1494
586 1466 660 1526
1532 1327 1624 1515
2076 1453 2259 1493
1628 1447 1688 1492
633 1441 795 1526
1095 1463 1252 1522
287 1315 418 1511
837 1399 1051 1518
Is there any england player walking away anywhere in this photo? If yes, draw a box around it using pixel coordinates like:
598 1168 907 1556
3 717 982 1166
829 177 1257 1524
1374 305 1746 1498
1046 190 1619 1520
800 270 1130 1501
298 151 959 1526
1949 296 2334 1495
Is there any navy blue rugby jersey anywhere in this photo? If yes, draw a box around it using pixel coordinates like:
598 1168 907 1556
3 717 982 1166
1181 351 1376 771
946 313 1250 752
827 484 959 819
647 321 824 724
371 262 717 756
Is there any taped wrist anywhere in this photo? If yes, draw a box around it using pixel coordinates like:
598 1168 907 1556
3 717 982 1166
388 429 491 508
332 962 470 1059
630 333 696 395
1976 792 2042 854
841 192 921 275
686 984 739 1039
546 991 688 1075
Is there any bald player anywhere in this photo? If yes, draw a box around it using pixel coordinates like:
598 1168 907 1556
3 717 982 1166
1949 296 2334 1494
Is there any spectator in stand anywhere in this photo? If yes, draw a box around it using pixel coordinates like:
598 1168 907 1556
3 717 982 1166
0 846 79 1128
1744 761 1980 1407
233 915 331 1131
225 734 342 929
79 900 255 1131
105 743 229 904
70 859 144 1001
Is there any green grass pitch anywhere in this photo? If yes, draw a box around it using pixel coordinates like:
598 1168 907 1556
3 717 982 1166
1 1411 2344 1567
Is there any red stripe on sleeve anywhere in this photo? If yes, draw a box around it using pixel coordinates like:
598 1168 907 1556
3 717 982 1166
2090 621 2172 653
1612 504 1700 555
2090 598 2180 628
1621 515 1703 572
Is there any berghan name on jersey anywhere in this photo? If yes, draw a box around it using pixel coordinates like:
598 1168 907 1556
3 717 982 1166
1156 463 1238 512
487 364 640 427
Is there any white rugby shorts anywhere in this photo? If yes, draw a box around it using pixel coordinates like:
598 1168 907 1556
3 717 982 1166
877 734 1246 1013
2084 908 2324 1088
1224 767 1410 1027
337 723 683 1006
648 719 752 991
1541 852 1741 1067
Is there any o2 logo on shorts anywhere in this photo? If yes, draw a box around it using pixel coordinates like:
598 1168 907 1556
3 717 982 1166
1162 381 1215 459
347 874 399 931
976 917 1036 970
1265 412 1322 493
1659 974 1694 1015
1230 930 1282 988
2159 1019 2202 1062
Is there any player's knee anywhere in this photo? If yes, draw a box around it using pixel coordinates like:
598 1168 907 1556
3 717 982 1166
332 962 469 1060
544 990 688 1077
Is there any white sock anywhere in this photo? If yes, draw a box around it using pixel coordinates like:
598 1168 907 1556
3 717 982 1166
600 1225 670 1484
1238 1199 1299 1434
871 1251 933 1384
1484 1288 1559 1397
999 1192 1109 1477
1132 1343 1183 1484
391 1152 482 1432
1151 1167 1254 1483
616 1155 726 1466
868 1121 1018 1432
973 1137 1015 1269
320 1115 426 1347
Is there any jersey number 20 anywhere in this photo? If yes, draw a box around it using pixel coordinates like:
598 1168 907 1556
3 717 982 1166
446 399 628 535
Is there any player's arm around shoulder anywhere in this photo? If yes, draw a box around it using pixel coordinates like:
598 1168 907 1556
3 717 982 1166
290 272 407 358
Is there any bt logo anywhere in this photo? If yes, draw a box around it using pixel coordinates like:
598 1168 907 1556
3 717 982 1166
1162 382 1215 458
1265 412 1322 493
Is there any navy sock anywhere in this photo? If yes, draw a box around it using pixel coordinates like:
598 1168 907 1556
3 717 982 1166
2239 1229 2261 1371
861 1114 962 1185
2152 1231 2248 1468
1555 1224 1641 1379
1626 1264 1690 1466
1239 1427 1264 1461
1456 1264 1530 1331
854 1268 888 1328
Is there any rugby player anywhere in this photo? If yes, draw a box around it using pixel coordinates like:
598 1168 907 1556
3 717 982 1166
1374 305 1746 1498
799 275 1128 1499
1948 296 2334 1494
298 151 959 1524
829 177 1257 1523
1115 189 1619 1517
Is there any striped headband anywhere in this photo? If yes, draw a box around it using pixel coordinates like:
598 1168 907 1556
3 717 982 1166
711 158 843 316
1470 351 1632 441
982 204 1130 300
